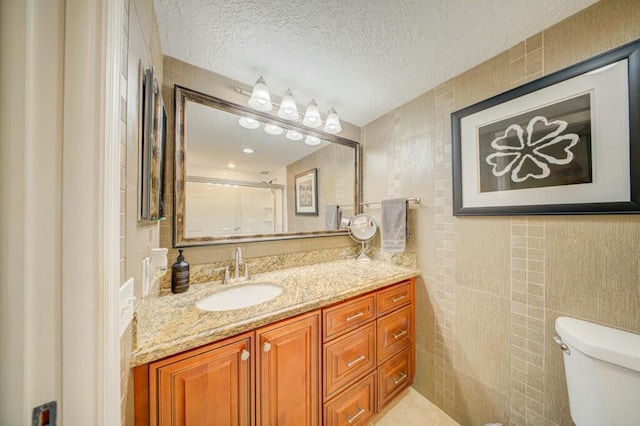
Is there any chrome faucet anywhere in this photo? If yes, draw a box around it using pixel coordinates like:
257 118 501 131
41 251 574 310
234 247 243 280
222 247 250 284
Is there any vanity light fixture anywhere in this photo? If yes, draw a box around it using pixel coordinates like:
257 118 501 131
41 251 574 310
286 130 303 141
304 135 321 146
277 89 299 120
238 116 259 129
238 79 343 133
302 99 322 128
264 123 283 135
242 148 254 154
324 108 342 134
247 76 273 112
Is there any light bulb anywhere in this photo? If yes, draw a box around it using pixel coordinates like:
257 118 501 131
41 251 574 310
277 89 299 120
304 135 321 146
264 124 283 135
238 116 259 129
302 99 322 128
323 108 342 134
286 130 303 141
248 76 273 112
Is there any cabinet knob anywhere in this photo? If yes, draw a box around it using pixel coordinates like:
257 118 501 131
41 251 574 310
263 341 271 352
240 349 250 361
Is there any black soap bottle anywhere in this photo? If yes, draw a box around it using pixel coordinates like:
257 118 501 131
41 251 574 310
171 249 190 293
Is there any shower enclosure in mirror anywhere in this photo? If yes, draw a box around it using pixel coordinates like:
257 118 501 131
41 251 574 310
174 86 361 246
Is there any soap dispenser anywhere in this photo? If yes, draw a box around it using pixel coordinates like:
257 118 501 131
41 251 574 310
171 249 190 293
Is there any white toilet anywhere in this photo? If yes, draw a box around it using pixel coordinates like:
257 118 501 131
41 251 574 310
554 316 640 426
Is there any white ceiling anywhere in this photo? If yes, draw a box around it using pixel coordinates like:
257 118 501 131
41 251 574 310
154 0 599 127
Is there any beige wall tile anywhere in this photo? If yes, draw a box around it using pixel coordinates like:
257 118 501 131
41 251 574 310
453 50 510 110
455 217 510 298
453 369 510 425
543 309 573 425
544 0 640 74
455 286 511 395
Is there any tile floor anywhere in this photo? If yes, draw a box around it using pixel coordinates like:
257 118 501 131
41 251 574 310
370 388 459 425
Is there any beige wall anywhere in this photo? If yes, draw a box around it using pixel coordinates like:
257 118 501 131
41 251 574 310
287 143 356 232
122 0 164 423
362 0 640 424
160 57 359 265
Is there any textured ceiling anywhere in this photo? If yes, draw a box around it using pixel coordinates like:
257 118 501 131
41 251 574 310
154 0 599 127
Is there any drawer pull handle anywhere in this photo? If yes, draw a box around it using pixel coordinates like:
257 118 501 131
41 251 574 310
347 406 366 424
393 372 408 385
263 341 271 352
346 354 365 367
392 329 408 339
240 349 250 361
391 294 406 303
345 311 364 322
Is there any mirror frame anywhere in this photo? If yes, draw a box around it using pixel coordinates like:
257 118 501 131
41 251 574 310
173 85 362 247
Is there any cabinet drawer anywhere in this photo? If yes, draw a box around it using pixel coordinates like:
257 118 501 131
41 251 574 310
324 323 376 399
376 305 412 362
323 294 375 341
377 347 412 411
324 372 376 426
376 280 412 316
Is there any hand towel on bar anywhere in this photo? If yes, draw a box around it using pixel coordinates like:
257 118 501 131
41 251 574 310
324 204 341 230
381 198 407 253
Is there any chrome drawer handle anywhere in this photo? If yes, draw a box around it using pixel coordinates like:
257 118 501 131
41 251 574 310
345 311 364 322
393 372 408 385
391 294 406 303
346 354 365 367
347 406 365 424
392 329 407 339
240 349 250 361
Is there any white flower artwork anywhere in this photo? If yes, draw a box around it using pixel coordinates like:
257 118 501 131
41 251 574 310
485 116 580 183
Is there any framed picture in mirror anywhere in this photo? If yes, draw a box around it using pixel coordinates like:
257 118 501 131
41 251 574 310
294 168 318 215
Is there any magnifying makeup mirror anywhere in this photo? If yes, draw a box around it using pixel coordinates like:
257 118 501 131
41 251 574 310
348 214 378 262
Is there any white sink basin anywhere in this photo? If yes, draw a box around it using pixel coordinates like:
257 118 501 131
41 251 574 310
196 283 283 312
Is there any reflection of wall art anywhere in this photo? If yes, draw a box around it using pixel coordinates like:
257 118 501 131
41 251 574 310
295 168 318 215
452 39 640 215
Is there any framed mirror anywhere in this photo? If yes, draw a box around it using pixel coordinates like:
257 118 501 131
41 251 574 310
174 85 361 246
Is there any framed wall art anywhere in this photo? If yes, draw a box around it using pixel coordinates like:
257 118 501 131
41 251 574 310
451 39 640 215
294 168 318 215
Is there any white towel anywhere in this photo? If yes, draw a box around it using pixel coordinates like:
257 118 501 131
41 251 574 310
324 204 341 230
381 198 408 253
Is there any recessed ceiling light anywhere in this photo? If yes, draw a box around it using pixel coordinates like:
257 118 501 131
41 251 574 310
242 148 254 154
226 162 237 168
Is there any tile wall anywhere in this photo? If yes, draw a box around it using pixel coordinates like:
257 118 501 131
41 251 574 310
362 1 640 424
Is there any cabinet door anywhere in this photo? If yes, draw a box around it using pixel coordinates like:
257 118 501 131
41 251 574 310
256 311 320 426
151 334 253 426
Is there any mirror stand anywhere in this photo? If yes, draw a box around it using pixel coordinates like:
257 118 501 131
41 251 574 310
348 214 378 262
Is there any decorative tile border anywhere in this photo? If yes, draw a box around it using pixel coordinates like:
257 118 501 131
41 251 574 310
433 79 456 413
510 217 546 426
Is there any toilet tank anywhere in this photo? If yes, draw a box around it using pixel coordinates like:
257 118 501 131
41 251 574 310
555 317 640 426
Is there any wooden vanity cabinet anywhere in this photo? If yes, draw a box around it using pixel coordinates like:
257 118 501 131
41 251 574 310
322 278 415 425
135 311 320 426
256 311 320 426
140 332 254 426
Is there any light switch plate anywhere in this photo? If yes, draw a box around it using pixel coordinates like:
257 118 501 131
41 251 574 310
119 277 135 336
142 257 151 297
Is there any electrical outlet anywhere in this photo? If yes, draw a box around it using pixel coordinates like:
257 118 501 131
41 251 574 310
32 401 56 426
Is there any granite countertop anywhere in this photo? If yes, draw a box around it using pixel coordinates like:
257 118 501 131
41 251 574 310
131 259 420 367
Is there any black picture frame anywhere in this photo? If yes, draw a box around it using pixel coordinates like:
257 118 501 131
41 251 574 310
294 168 318 216
451 39 640 215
